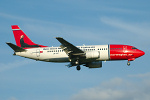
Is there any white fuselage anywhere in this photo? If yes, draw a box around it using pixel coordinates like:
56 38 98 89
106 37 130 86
16 45 109 62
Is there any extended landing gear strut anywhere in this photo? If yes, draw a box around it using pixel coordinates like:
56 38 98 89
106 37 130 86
76 65 81 71
75 59 81 71
127 61 130 66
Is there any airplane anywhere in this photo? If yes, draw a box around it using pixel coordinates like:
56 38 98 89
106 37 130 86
6 25 145 70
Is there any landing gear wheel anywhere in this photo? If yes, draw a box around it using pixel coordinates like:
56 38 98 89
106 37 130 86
127 61 130 66
76 65 81 71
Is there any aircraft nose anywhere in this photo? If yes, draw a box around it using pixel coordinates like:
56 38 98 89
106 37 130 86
138 50 145 57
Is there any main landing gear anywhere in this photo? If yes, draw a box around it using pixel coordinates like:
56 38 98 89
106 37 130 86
76 65 81 71
75 59 81 71
127 61 130 66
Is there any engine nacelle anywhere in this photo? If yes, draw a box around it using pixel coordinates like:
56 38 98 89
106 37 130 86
85 61 102 68
86 51 100 59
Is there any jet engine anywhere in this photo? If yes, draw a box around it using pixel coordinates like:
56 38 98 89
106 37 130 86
85 61 102 68
86 51 100 59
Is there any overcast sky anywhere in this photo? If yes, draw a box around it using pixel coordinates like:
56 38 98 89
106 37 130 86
0 0 150 100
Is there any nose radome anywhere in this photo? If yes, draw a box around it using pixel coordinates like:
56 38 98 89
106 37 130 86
139 50 145 56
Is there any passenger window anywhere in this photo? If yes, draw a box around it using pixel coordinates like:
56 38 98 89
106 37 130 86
132 47 137 49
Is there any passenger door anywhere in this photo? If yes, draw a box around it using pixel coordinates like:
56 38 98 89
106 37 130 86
36 49 40 57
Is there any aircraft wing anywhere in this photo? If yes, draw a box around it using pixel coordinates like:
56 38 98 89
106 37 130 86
56 37 84 56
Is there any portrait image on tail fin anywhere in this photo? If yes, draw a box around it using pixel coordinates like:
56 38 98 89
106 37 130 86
20 35 40 48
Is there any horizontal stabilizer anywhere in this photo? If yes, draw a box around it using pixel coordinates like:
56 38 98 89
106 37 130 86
6 42 26 52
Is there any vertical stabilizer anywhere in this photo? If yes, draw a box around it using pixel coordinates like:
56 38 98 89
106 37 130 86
11 25 47 48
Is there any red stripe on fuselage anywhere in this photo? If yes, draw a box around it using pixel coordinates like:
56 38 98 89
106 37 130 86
110 44 144 60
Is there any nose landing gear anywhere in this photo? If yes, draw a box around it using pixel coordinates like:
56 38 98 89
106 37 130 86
127 61 130 66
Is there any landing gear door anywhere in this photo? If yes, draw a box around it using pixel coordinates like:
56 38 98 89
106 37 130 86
36 49 40 57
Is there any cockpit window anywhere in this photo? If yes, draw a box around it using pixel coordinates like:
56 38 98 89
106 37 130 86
132 47 137 49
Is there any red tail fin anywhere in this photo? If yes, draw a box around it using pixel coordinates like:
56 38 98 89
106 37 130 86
11 25 47 48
